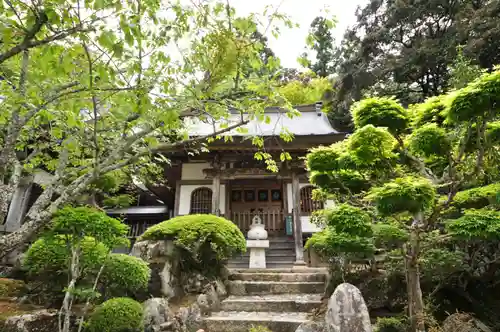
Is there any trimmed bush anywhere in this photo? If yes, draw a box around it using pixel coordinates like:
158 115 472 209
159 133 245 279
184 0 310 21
450 183 500 209
448 70 500 122
367 176 437 215
139 214 246 274
348 125 397 168
50 206 129 248
100 254 151 298
23 236 108 278
408 123 451 157
374 316 408 332
86 297 144 332
351 97 410 134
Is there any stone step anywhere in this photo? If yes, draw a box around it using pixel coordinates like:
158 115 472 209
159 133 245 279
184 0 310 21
227 261 296 269
268 237 295 243
230 255 296 262
233 249 296 257
227 263 295 269
228 280 324 295
204 311 309 332
229 272 327 282
267 242 296 249
228 267 328 273
220 294 322 312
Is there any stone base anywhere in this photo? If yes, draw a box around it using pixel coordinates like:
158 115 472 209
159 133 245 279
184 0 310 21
247 240 269 269
249 248 267 269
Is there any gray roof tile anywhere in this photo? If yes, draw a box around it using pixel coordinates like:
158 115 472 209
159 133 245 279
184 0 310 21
184 104 338 137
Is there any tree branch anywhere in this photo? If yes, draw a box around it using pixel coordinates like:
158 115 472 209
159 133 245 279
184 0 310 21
100 119 249 174
0 25 93 65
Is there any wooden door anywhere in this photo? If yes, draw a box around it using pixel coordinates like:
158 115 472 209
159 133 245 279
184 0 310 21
229 179 285 235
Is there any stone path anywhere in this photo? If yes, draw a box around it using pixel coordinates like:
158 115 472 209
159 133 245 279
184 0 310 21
204 268 327 332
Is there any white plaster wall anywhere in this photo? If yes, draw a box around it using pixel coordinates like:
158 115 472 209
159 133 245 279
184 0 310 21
286 182 334 233
178 184 226 215
181 162 210 180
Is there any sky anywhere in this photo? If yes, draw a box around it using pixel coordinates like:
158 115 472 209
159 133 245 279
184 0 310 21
231 0 368 68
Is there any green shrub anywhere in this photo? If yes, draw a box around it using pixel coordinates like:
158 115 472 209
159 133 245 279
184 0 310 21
448 70 500 122
100 254 151 298
23 236 108 278
351 97 410 134
50 206 129 248
367 176 437 215
411 95 450 127
408 123 451 157
450 183 500 209
86 297 144 332
139 214 246 274
348 125 397 168
374 316 408 332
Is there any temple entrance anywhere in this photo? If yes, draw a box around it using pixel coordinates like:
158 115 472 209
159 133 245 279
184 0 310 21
228 179 286 236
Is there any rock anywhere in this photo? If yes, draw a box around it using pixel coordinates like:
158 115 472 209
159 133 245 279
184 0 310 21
197 294 210 316
213 279 227 298
175 303 203 332
296 321 326 332
2 310 59 332
442 313 492 332
143 297 173 332
325 283 372 332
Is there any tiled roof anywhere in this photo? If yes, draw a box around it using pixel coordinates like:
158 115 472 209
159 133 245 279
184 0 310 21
183 103 339 137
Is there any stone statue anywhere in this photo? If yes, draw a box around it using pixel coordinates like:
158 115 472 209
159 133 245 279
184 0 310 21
246 215 269 268
247 215 268 240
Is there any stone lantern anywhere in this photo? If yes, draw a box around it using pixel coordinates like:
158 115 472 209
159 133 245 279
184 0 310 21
246 215 269 269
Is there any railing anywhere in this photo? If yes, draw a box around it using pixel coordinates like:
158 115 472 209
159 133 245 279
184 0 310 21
231 210 285 235
125 221 157 239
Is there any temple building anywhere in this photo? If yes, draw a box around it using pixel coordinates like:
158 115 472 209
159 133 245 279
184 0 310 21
1 102 345 267
157 102 345 267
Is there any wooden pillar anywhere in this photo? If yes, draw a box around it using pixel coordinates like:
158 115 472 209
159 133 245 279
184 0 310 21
212 172 220 216
212 156 221 216
291 171 305 265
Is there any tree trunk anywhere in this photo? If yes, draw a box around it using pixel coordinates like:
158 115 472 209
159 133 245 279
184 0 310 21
406 218 426 332
404 245 414 327
59 245 80 332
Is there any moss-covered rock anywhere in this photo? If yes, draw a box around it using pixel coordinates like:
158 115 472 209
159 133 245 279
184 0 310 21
0 308 59 332
442 312 492 332
0 279 25 299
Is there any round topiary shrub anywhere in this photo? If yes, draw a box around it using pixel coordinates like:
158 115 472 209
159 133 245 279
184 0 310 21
408 123 451 157
86 297 144 332
22 236 109 302
23 236 108 279
139 214 246 274
367 176 437 215
351 97 410 134
100 254 151 298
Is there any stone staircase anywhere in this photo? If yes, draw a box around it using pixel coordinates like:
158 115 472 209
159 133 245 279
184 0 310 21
204 268 327 332
227 237 296 269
